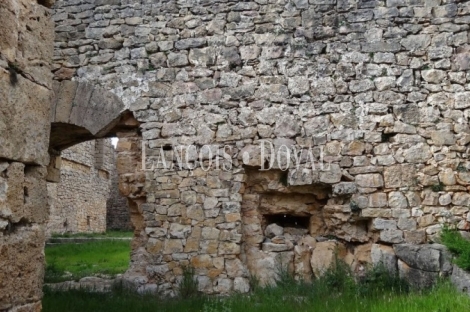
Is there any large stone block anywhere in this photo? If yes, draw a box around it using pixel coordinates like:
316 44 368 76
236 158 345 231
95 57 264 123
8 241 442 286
383 164 416 188
0 225 45 309
371 244 397 275
394 244 452 274
0 71 51 165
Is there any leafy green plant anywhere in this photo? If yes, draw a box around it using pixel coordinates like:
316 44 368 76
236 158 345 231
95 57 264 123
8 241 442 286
350 201 360 213
178 266 199 298
457 163 468 172
432 182 445 192
440 226 470 271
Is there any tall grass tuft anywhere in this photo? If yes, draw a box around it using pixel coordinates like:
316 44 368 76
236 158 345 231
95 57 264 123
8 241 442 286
357 262 410 296
178 266 199 298
440 226 470 271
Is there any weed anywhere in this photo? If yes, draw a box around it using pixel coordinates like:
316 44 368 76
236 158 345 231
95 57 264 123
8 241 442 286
178 266 199 298
248 273 260 293
440 226 470 271
43 279 470 312
431 182 445 192
457 163 468 172
357 262 409 296
350 201 361 213
274 257 296 289
316 253 355 293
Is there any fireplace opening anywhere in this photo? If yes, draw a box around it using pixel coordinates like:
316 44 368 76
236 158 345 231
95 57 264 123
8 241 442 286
263 214 310 229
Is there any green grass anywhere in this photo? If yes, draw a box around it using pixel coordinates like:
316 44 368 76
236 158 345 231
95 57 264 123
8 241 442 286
43 256 470 312
42 280 470 312
45 240 131 283
51 230 133 239
440 226 470 271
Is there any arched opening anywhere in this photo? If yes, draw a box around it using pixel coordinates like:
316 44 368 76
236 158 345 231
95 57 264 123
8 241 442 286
44 81 145 289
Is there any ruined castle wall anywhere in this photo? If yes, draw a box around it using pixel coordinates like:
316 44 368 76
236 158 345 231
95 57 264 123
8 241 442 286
106 159 133 231
0 0 54 310
53 0 470 295
46 139 115 235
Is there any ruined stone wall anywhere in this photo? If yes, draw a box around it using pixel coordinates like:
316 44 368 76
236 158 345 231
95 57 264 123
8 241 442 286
46 139 115 235
106 156 133 231
0 0 54 310
53 0 470 295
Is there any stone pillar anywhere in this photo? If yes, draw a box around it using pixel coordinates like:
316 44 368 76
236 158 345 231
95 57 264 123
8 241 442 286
0 0 54 310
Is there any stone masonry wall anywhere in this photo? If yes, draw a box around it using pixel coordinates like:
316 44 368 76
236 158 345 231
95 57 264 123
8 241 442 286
107 156 133 231
0 0 54 310
53 0 470 295
46 139 115 236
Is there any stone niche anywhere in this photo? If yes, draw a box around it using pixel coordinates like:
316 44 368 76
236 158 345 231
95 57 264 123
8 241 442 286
241 168 373 285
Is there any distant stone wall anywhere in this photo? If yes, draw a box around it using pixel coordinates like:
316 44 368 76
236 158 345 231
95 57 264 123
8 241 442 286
47 139 115 235
107 154 133 231
52 0 470 296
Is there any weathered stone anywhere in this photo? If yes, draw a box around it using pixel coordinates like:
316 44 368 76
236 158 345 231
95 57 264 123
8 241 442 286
451 265 470 296
175 38 206 50
401 35 431 51
355 174 384 188
394 244 441 272
311 241 346 278
372 218 397 231
319 164 342 184
265 223 284 238
384 165 416 188
388 192 408 209
398 260 438 289
380 229 403 244
371 244 397 275
431 131 455 146
333 182 357 195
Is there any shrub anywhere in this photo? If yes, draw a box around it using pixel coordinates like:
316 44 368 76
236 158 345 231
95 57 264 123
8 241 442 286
440 226 470 271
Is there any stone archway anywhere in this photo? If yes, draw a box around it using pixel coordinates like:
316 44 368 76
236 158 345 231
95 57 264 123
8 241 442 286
46 80 140 182
45 79 146 284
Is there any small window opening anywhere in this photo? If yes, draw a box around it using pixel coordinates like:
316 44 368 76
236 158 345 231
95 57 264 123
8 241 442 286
263 214 310 229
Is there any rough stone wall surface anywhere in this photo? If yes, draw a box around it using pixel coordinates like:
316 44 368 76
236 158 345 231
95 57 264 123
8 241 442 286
46 139 115 235
53 0 470 295
106 156 133 231
0 0 54 310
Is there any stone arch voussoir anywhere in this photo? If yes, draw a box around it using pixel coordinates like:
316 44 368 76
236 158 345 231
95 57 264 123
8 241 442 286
47 80 139 182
